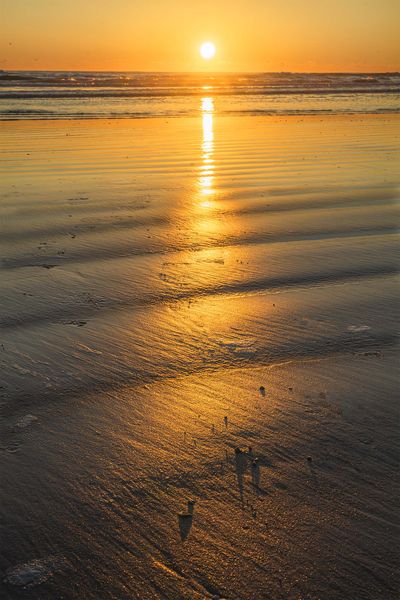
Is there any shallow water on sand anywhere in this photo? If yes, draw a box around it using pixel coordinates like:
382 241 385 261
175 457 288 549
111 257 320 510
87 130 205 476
1 71 399 119
0 112 399 599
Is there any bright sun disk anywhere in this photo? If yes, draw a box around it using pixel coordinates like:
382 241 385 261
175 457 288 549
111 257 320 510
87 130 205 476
200 42 216 60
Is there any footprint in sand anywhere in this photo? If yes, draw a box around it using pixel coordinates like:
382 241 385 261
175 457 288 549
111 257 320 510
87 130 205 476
16 414 38 429
347 324 370 332
63 320 87 327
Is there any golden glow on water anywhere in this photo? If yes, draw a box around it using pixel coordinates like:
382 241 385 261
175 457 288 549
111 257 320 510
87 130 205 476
201 97 214 114
188 96 221 232
199 199 213 209
198 97 215 201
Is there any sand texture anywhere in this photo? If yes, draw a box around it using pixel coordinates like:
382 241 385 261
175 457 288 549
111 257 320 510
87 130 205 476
0 114 399 599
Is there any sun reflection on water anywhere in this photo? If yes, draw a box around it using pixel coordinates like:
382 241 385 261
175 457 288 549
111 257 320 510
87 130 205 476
198 97 215 206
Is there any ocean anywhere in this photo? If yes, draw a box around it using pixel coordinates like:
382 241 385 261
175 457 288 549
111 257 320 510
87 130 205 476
1 70 399 119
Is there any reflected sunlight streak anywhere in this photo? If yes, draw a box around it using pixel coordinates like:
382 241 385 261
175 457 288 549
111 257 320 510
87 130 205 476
199 97 215 202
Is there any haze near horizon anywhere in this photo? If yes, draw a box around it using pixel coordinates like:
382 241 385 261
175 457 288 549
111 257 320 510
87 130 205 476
1 0 399 72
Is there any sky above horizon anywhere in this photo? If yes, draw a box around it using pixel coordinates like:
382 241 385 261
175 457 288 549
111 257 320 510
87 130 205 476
1 0 399 72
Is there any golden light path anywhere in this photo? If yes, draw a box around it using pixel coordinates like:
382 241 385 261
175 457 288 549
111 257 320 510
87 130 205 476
198 97 215 208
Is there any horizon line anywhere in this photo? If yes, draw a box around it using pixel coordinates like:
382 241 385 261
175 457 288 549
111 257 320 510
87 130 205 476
2 68 400 75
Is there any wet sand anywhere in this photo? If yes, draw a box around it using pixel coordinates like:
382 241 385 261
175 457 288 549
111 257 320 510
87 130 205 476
0 114 399 599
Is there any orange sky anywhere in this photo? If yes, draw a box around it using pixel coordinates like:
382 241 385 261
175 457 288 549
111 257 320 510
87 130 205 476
1 0 399 72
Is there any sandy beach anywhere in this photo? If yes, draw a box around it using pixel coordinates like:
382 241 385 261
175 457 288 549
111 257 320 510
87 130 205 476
0 113 399 599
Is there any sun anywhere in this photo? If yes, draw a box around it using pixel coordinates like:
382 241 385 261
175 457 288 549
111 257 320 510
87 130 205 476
200 42 216 60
